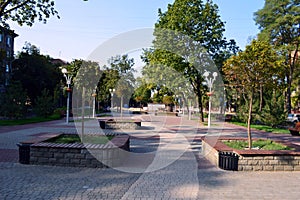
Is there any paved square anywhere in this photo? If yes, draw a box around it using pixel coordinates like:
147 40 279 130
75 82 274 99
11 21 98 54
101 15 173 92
0 117 300 199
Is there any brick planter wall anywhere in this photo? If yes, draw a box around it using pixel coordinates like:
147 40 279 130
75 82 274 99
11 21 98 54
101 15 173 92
29 134 130 168
202 137 300 171
238 155 300 171
99 119 141 129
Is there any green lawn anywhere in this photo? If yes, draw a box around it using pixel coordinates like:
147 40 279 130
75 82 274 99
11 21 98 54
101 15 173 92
0 114 62 126
223 139 294 150
231 121 290 134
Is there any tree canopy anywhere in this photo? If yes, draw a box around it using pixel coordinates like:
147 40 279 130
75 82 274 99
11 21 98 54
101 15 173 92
254 0 300 113
0 0 89 27
12 43 61 104
223 39 284 148
143 0 230 121
0 0 59 26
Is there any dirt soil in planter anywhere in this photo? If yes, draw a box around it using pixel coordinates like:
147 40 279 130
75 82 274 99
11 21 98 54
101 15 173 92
45 134 114 145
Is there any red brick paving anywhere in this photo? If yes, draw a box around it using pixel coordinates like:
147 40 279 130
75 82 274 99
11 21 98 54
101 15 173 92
0 149 18 162
0 119 72 134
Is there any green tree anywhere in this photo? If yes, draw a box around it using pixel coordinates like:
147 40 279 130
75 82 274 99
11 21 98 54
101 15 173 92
144 0 233 122
34 88 54 117
142 54 189 91
142 50 195 112
12 43 61 105
72 60 101 116
254 0 300 113
0 0 59 26
106 55 135 108
223 40 284 149
0 0 88 27
63 59 83 77
163 95 174 112
0 81 27 119
61 59 83 91
132 79 153 107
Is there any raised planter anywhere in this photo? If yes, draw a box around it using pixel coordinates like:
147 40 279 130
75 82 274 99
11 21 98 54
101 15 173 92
155 112 178 116
98 119 141 129
18 133 130 168
202 137 300 171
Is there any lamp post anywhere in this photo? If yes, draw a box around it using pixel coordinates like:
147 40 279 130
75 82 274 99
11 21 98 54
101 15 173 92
203 71 218 128
92 88 97 118
62 68 72 124
109 88 115 112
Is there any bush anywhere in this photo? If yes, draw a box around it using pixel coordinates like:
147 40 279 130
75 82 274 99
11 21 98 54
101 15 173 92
256 95 286 127
34 89 54 118
0 81 27 119
53 107 66 118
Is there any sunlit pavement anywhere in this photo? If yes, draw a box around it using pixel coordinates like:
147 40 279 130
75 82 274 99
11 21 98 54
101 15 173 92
0 116 300 199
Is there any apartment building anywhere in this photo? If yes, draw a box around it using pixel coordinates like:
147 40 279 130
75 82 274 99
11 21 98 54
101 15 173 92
0 26 18 92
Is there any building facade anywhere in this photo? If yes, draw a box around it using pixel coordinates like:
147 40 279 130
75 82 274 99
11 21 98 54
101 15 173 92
0 26 18 92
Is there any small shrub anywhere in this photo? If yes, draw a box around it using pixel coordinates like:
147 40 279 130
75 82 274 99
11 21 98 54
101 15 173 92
53 107 66 118
0 81 27 119
34 89 54 118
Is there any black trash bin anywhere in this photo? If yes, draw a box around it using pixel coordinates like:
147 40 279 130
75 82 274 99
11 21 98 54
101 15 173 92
219 151 239 171
17 143 32 164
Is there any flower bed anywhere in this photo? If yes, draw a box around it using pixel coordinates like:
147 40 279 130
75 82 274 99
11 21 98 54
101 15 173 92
19 133 130 168
202 137 300 171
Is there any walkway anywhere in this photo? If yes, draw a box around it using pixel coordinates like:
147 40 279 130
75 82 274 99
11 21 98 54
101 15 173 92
0 116 300 199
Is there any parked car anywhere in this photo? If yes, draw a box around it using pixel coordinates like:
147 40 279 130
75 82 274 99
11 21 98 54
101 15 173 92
287 113 300 123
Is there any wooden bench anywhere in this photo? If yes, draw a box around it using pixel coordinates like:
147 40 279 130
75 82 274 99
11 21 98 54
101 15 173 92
288 122 300 136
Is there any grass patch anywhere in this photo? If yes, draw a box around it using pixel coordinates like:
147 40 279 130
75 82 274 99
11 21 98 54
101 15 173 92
223 139 294 150
231 122 290 134
97 114 113 117
73 118 94 122
0 114 61 126
46 134 114 144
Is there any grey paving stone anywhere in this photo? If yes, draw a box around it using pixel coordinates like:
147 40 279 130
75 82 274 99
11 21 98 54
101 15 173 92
1 118 300 199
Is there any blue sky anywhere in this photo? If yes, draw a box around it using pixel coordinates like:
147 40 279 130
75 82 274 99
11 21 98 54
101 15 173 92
10 0 265 62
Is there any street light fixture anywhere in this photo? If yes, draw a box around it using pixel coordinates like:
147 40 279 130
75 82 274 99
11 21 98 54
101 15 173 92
61 68 72 124
203 71 218 128
109 88 115 112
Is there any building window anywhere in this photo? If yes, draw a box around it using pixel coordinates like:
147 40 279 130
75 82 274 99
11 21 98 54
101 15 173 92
5 64 9 73
6 50 10 58
0 33 2 42
6 36 11 47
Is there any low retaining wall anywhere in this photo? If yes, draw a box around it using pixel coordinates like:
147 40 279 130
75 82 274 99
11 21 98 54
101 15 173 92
237 154 300 171
99 119 141 129
155 112 178 116
26 134 130 168
202 137 300 171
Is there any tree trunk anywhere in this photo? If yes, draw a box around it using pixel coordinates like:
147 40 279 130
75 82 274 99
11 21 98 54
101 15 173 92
287 48 299 113
247 90 253 149
259 85 263 112
197 85 204 122
181 95 189 115
286 73 292 113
